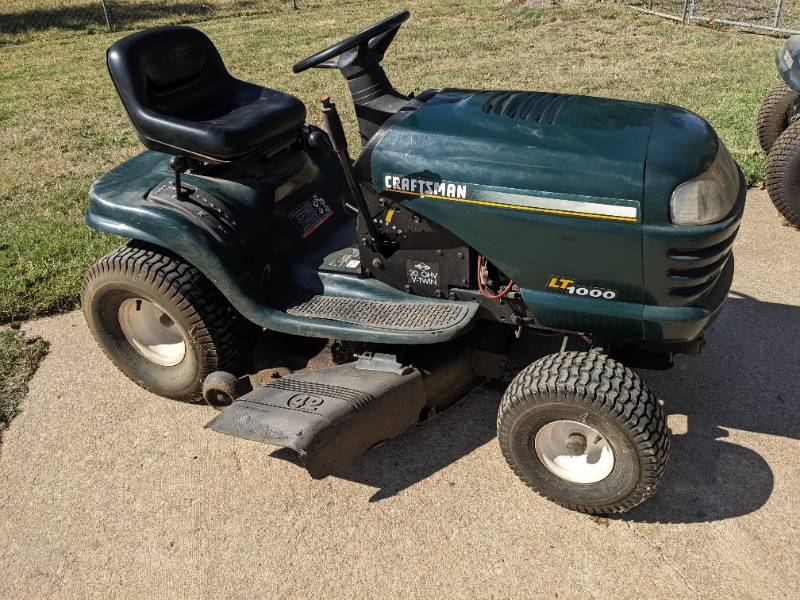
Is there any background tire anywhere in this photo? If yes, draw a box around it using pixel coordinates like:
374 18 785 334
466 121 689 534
757 82 799 154
766 120 800 229
81 242 254 401
497 351 669 514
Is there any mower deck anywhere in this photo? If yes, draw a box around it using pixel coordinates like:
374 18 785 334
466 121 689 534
206 358 427 478
206 346 481 478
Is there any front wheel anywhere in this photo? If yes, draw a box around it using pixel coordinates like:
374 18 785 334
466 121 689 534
497 351 669 514
81 242 254 401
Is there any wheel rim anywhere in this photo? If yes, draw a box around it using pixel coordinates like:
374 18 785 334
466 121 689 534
118 297 186 367
534 420 615 484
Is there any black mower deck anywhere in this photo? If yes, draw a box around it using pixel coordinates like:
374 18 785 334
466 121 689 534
207 356 427 478
205 344 482 478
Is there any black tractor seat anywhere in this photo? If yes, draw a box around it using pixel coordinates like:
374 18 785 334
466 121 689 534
107 26 306 163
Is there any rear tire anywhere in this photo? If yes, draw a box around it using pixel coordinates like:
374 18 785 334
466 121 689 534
81 242 254 401
497 351 669 514
766 120 800 229
757 82 799 154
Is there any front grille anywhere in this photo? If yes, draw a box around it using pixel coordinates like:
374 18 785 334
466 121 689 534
666 228 738 302
481 91 571 124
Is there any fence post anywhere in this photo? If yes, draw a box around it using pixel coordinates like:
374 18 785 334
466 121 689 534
100 0 112 31
774 0 784 28
681 0 690 23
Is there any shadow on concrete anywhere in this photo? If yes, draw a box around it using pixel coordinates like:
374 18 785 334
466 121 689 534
335 389 503 502
297 291 798 522
621 428 774 524
621 290 798 523
270 388 504 502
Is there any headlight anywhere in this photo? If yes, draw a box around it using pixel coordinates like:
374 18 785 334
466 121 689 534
669 141 740 225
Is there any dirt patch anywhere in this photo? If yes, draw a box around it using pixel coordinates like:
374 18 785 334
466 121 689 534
0 327 48 441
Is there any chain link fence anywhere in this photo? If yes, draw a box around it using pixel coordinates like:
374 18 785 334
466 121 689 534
630 0 800 35
0 0 318 45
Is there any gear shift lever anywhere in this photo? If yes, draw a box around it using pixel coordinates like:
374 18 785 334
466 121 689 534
169 156 188 199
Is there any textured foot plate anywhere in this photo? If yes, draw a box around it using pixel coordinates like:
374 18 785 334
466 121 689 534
286 295 473 332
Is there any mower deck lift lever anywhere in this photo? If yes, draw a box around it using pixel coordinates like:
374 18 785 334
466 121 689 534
319 96 384 251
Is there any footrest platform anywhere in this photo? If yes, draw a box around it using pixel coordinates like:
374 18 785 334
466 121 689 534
286 295 474 332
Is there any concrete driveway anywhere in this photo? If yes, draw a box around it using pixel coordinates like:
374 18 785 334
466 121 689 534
1 190 798 598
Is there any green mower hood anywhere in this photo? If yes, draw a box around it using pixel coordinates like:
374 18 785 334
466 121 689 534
369 89 718 226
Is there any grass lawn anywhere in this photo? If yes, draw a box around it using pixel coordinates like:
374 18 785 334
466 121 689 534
0 328 48 440
0 0 784 324
0 0 329 45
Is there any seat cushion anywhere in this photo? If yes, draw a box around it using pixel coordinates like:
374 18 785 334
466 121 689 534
107 26 306 162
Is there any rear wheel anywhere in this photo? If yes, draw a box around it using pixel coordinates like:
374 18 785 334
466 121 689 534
757 82 799 154
766 120 800 229
497 350 669 514
81 242 254 401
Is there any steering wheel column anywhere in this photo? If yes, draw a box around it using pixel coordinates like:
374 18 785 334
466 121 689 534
342 53 409 145
293 10 412 145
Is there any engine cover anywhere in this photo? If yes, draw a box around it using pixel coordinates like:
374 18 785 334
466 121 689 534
357 191 475 298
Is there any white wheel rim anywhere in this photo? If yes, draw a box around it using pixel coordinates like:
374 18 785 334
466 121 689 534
118 298 186 367
534 420 615 484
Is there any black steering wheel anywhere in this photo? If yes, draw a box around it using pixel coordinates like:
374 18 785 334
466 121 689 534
292 10 410 74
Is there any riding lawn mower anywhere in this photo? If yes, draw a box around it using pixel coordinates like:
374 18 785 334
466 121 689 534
759 34 800 229
81 10 745 514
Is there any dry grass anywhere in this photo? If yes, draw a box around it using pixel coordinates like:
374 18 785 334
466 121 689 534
0 0 784 323
0 0 307 44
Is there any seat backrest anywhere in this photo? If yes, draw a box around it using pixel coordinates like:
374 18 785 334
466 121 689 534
107 26 234 131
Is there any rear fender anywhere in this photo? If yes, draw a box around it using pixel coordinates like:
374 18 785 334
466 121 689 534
87 149 343 335
87 150 278 310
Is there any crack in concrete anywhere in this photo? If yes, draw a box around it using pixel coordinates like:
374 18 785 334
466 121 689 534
623 521 700 597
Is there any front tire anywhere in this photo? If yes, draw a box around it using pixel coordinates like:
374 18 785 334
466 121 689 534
766 120 800 229
81 242 253 401
757 82 799 154
497 351 669 514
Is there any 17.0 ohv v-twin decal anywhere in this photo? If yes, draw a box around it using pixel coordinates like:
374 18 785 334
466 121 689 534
547 276 617 300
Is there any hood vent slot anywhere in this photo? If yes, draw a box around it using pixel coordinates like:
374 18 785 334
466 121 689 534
481 91 571 125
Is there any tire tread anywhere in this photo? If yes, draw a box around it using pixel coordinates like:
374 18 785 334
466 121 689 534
757 82 798 154
497 350 669 514
766 120 800 228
